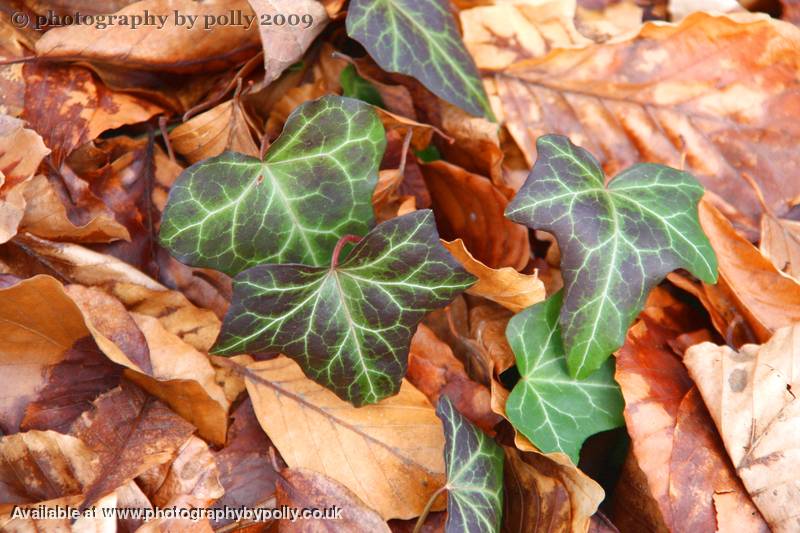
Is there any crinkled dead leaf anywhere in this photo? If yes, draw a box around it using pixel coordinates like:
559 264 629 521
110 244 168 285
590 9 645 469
0 116 49 244
760 213 800 282
408 323 501 433
277 468 390 532
503 439 605 533
244 356 446 520
698 199 800 342
616 314 767 532
489 12 800 225
248 0 329 83
69 380 196 509
0 430 98 504
19 173 131 243
422 160 530 270
169 98 259 163
686 325 800 533
443 238 544 313
0 276 98 434
34 0 261 74
0 17 31 118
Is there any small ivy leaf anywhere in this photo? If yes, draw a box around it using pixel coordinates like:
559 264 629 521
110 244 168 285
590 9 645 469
159 95 386 276
213 210 475 406
346 0 494 121
505 135 718 378
505 291 625 464
436 395 504 533
340 64 385 108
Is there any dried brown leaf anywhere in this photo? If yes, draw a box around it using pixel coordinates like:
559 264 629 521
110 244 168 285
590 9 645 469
443 238 544 312
760 213 800 282
277 468 390 532
245 356 446 520
170 98 259 163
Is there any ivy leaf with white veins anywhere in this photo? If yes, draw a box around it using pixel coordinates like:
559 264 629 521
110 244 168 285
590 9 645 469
505 135 718 378
159 95 386 276
506 291 624 463
436 395 503 533
346 0 494 120
213 210 475 405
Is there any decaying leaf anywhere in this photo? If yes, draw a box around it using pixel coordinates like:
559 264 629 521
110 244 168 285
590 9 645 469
244 356 446 520
443 239 544 313
686 325 800 533
277 468 390 532
69 380 196 509
615 313 767 532
760 213 800 282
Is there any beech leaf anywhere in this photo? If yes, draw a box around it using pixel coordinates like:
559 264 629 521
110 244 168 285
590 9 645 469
346 0 494 120
159 95 386 276
437 395 504 533
214 210 475 405
506 292 625 463
505 135 718 377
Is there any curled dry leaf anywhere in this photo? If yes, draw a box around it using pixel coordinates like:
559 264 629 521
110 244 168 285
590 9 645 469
686 325 800 533
407 323 501 434
247 0 329 83
34 0 261 73
0 115 49 244
277 468 390 533
421 160 530 270
698 200 800 342
244 356 446 520
615 314 767 532
760 213 800 282
19 174 131 243
69 380 196 509
169 98 260 164
443 238 544 313
486 12 800 225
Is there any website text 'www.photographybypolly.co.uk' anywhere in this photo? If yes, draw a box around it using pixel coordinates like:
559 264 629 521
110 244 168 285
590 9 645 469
10 504 344 523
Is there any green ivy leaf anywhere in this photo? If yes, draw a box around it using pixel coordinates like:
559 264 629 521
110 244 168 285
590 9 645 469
340 64 385 108
212 210 475 406
505 291 624 463
505 135 718 378
436 395 503 533
159 95 386 276
346 0 494 120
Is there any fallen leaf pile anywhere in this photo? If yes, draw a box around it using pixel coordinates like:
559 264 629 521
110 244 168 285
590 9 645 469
1 0 799 531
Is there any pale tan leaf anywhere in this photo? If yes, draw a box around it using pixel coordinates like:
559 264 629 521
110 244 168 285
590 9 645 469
686 326 800 532
443 238 545 312
245 356 446 520
169 99 259 164
247 0 329 83
760 213 800 283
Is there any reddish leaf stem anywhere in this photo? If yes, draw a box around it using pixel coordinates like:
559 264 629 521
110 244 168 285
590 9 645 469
412 485 448 533
331 234 362 269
